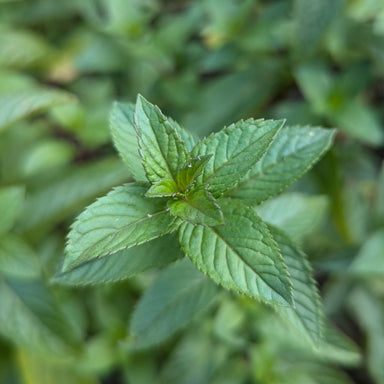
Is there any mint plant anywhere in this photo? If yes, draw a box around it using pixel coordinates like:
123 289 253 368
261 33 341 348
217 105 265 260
57 95 335 345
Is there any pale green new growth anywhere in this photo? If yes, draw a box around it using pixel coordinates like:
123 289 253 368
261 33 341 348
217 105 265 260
169 187 224 226
62 95 335 343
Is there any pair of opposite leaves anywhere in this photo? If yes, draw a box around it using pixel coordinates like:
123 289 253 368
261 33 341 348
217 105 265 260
61 95 335 342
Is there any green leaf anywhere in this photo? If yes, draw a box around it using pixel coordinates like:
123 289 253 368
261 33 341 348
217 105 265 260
0 89 75 132
109 102 147 181
294 63 332 113
179 199 292 305
17 350 97 384
0 235 41 279
347 288 384 381
134 95 188 183
129 259 217 348
191 118 283 197
257 193 329 242
318 322 361 366
20 158 129 231
170 118 198 151
0 277 80 357
231 126 336 205
169 187 224 226
0 185 24 234
159 329 227 384
191 119 284 197
267 225 324 343
145 178 178 198
176 155 213 192
293 0 342 55
54 235 183 286
146 155 214 198
63 182 180 272
349 230 384 276
332 99 384 146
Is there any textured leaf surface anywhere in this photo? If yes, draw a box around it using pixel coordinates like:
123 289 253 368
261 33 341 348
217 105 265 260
109 102 146 181
191 119 283 197
63 182 180 271
231 126 335 204
268 225 324 343
134 95 188 183
0 89 74 132
169 187 224 226
179 199 292 305
54 235 182 286
130 259 217 347
0 277 79 356
0 185 24 234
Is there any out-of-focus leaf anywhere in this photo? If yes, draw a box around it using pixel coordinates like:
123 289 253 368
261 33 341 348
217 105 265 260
318 323 361 366
0 277 80 357
20 158 129 231
348 288 384 383
20 140 75 177
378 163 384 221
54 235 182 286
333 99 384 146
183 63 284 137
214 300 246 350
129 259 217 348
257 193 329 242
294 63 332 113
0 235 40 279
350 230 384 275
0 89 75 132
293 0 342 55
160 330 227 384
17 349 97 384
0 185 24 234
0 28 53 69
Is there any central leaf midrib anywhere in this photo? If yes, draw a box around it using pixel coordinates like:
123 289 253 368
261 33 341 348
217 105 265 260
209 225 288 302
80 208 171 259
229 138 324 195
203 128 276 185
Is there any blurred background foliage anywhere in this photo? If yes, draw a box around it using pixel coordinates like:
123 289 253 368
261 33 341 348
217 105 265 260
0 0 383 383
